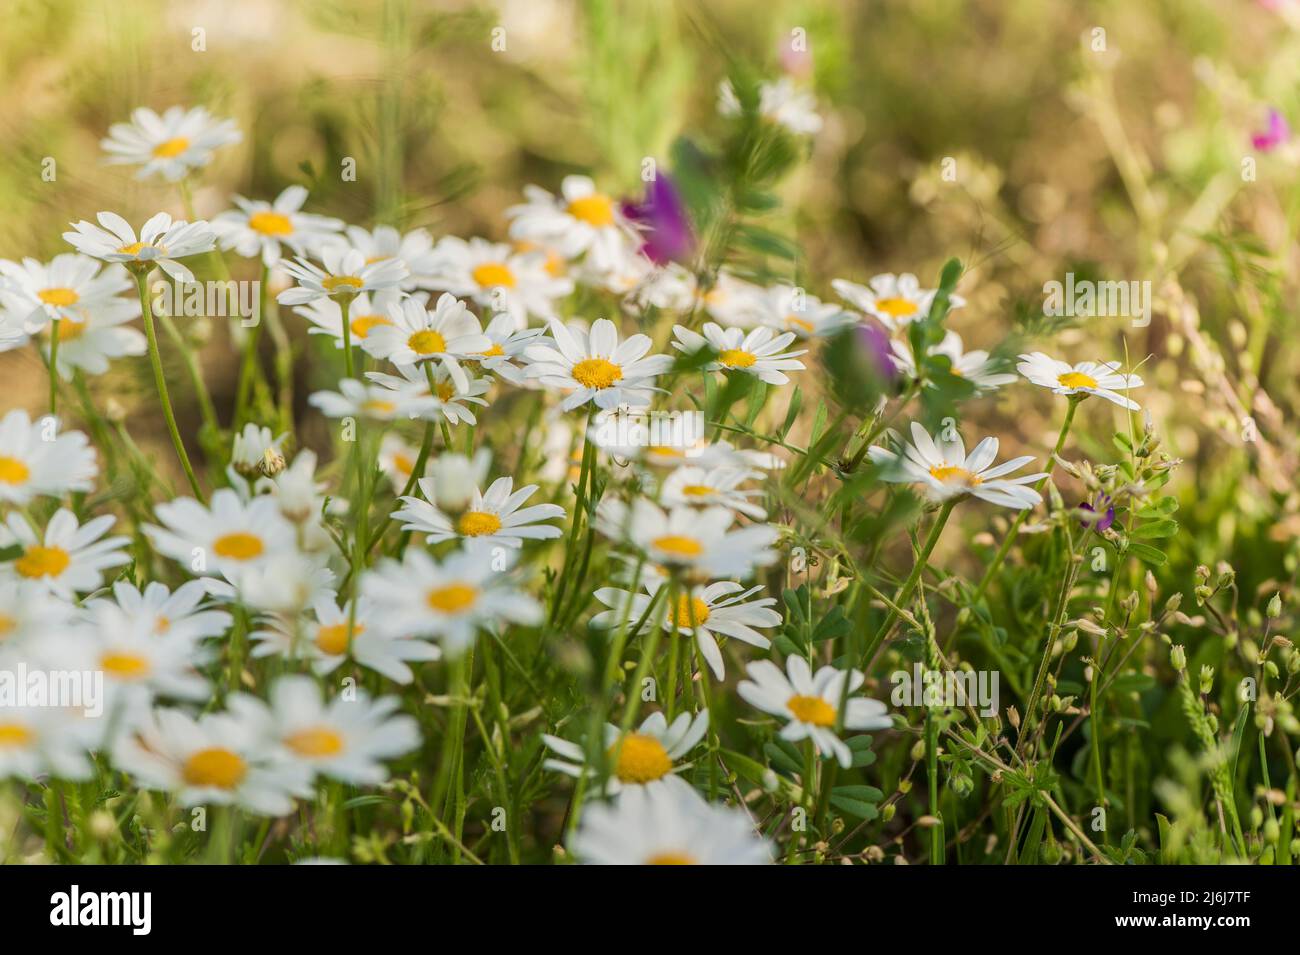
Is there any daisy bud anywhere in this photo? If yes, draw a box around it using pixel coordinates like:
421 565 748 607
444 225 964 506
897 779 913 795
1170 644 1187 671
1264 818 1280 844
910 739 926 761
1199 665 1215 695
762 769 780 793
1242 639 1259 664
260 446 287 477
1164 592 1182 614
1007 706 1020 730
1062 630 1078 653
1265 661 1279 680
1216 564 1235 588
879 805 895 824
90 810 117 842
952 774 974 798
104 397 127 423
1267 593 1282 618
1195 564 1211 583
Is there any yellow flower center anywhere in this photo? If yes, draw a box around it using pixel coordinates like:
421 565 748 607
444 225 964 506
285 726 345 758
99 651 151 679
349 315 391 338
15 546 70 579
0 456 31 485
680 484 714 498
362 399 397 416
668 595 710 628
471 262 516 288
570 357 622 390
322 275 364 293
928 465 981 487
609 733 674 783
151 136 190 158
1057 371 1098 390
315 622 361 655
435 382 457 402
646 851 698 865
182 747 247 789
787 694 837 727
427 582 478 614
39 287 80 307
55 319 87 342
407 330 448 355
651 535 703 559
155 616 171 635
393 452 415 476
212 532 265 561
117 241 156 256
785 315 815 333
474 343 505 358
875 297 919 318
456 511 503 537
0 613 16 638
247 211 294 236
0 723 34 748
718 349 756 369
566 194 615 226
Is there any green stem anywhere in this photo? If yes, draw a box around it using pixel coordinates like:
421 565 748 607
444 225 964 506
339 295 355 380
863 499 955 666
973 397 1079 601
48 320 60 415
134 270 204 501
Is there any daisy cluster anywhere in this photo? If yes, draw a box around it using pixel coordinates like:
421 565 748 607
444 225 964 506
0 87 1143 865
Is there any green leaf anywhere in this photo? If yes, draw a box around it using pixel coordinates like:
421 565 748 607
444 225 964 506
1126 542 1168 565
1131 519 1178 539
829 784 882 820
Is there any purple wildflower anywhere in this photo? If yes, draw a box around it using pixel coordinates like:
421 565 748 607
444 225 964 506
1080 494 1115 532
621 173 695 265
1251 109 1290 152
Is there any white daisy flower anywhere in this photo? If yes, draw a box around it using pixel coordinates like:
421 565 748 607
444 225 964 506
749 284 855 339
233 676 419 786
592 581 781 680
570 782 772 865
635 439 783 472
595 499 778 579
889 330 1017 393
832 273 964 331
365 363 490 426
276 244 407 307
46 608 211 735
659 465 767 520
1 510 128 598
378 433 432 492
425 236 573 329
143 488 298 589
0 254 135 332
295 288 409 349
718 77 822 135
524 318 672 412
41 302 146 381
671 322 807 385
343 224 438 289
250 594 441 685
393 475 565 549
360 294 491 393
100 105 241 182
1016 352 1144 410
63 211 216 283
0 704 94 782
507 176 639 272
465 313 547 386
236 551 336 616
698 270 765 327
738 656 892 768
542 710 709 790
0 579 76 652
212 185 345 268
112 705 311 816
83 579 232 644
400 450 491 513
308 377 439 422
362 547 542 655
231 423 287 477
0 312 27 352
867 421 1047 510
0 410 98 506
